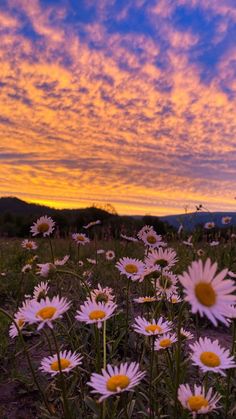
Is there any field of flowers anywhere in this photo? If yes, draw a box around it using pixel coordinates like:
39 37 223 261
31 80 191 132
0 216 236 418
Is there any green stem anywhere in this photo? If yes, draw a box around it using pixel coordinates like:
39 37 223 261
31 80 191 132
103 321 107 370
48 237 54 264
174 302 186 417
0 309 53 415
124 279 131 359
149 337 155 419
225 319 236 418
42 329 53 356
51 328 72 419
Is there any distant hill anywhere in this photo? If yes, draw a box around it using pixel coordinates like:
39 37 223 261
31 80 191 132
159 212 236 230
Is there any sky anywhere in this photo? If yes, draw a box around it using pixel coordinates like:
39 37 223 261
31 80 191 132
1 0 236 216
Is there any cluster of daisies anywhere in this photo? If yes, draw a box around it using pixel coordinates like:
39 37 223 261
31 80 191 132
8 216 236 416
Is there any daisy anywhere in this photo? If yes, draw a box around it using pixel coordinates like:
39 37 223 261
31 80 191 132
154 333 177 351
189 337 236 376
105 250 115 261
133 296 157 304
22 264 32 273
78 260 84 267
209 241 219 247
90 284 115 304
133 316 172 336
21 239 38 250
116 257 145 280
97 249 105 254
137 225 154 240
138 265 160 283
141 230 164 248
30 216 55 237
72 233 90 245
54 255 70 266
145 248 178 271
21 296 70 330
37 263 56 278
83 220 101 229
168 294 183 304
178 384 221 418
120 234 138 242
180 328 194 340
204 222 215 229
40 350 83 376
87 362 145 402
33 281 49 301
87 258 96 265
155 271 178 297
9 299 32 339
76 300 117 329
222 216 232 225
178 258 236 326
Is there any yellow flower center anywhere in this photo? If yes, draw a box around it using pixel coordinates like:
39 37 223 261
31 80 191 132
143 297 154 302
26 242 33 248
187 395 208 411
17 318 25 328
195 282 216 307
171 298 177 303
36 306 57 320
125 264 138 274
89 310 106 320
159 338 171 348
145 324 162 333
200 351 221 367
147 235 157 244
51 358 71 371
106 374 130 391
76 235 85 241
37 223 50 233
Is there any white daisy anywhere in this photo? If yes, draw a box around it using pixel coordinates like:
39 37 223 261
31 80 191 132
209 241 219 247
204 222 215 229
133 296 157 304
30 216 55 237
87 362 145 402
180 328 194 340
22 264 32 273
145 248 178 271
37 263 56 278
33 281 49 301
105 250 115 261
178 384 221 418
141 230 164 248
120 234 138 242
178 258 236 326
222 216 232 225
116 257 145 281
72 233 90 245
21 239 38 250
40 350 83 376
90 284 115 304
168 294 183 304
137 225 154 240
54 255 70 266
21 296 71 330
83 220 101 229
154 333 177 351
189 337 236 376
78 260 84 267
9 299 32 339
133 316 172 336
76 300 117 329
197 249 204 257
87 258 97 265
155 271 178 297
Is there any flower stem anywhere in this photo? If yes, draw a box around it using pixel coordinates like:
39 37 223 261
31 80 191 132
174 302 185 417
51 328 72 419
48 237 54 264
124 279 131 359
0 309 53 415
149 336 155 419
225 319 236 418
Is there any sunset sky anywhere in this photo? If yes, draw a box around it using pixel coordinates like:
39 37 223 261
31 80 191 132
1 0 236 215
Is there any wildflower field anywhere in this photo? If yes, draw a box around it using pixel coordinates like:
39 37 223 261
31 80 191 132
0 216 236 418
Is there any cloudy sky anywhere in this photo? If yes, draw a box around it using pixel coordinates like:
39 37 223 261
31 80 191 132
1 0 236 215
